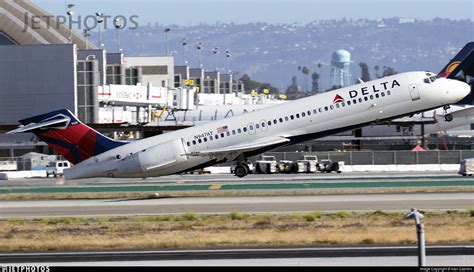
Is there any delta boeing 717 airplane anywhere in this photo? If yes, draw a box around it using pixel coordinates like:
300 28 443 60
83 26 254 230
8 48 473 180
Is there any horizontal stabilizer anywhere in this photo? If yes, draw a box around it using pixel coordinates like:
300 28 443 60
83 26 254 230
7 116 70 134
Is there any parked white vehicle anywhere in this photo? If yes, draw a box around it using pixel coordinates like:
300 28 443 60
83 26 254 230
296 156 319 173
459 158 474 176
255 156 278 174
46 161 72 177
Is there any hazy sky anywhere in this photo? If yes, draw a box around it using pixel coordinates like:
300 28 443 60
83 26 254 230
33 0 474 26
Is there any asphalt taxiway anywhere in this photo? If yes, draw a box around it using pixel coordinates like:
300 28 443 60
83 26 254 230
1 192 472 218
0 172 473 194
1 246 473 266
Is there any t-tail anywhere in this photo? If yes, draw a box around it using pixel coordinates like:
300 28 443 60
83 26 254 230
438 42 474 80
7 109 127 164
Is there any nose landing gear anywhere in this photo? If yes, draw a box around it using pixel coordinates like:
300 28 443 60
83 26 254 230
443 105 453 122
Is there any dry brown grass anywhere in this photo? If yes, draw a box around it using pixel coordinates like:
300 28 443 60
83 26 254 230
0 211 473 252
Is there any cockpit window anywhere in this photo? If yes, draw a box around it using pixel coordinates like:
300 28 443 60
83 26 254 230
424 75 439 83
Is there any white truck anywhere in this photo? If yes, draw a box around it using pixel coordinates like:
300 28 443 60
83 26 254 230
46 161 72 178
459 158 474 176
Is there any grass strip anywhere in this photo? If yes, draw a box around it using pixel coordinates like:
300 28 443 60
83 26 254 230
1 210 473 252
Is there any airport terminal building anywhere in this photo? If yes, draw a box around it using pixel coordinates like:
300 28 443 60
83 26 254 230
0 0 245 126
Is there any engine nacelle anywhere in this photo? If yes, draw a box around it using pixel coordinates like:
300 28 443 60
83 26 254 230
117 138 188 175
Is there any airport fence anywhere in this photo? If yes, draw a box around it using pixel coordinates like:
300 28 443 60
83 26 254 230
262 150 474 165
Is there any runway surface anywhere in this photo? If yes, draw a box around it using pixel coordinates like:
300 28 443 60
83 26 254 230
1 192 472 218
2 246 473 266
8 255 472 266
1 172 473 194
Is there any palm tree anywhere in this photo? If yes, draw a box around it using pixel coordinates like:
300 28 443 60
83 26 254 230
302 66 310 92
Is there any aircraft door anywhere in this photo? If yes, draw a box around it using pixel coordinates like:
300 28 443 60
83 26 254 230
409 84 420 100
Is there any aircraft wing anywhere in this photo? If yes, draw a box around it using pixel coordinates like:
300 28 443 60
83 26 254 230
186 136 290 157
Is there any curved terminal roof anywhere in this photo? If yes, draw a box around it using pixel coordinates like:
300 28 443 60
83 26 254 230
0 0 95 49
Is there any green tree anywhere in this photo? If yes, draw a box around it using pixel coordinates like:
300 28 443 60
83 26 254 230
374 65 381 78
311 72 320 94
382 66 397 77
302 66 310 91
238 74 279 94
359 62 371 82
287 76 308 99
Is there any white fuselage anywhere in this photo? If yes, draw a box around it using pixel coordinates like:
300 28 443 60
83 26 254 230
65 71 470 179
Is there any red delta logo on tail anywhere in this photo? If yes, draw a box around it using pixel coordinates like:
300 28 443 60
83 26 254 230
333 94 344 104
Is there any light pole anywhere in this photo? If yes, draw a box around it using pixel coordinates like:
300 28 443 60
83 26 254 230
196 42 203 68
164 27 171 56
212 47 219 71
114 18 124 53
96 12 104 48
182 38 188 65
405 208 426 267
83 28 91 49
66 4 75 43
225 49 231 73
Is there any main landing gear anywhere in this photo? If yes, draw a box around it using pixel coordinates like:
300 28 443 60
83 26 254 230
234 154 250 178
443 105 453 122
234 162 250 178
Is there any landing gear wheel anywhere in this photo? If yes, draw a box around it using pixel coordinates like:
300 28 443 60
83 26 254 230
234 163 249 178
445 114 453 122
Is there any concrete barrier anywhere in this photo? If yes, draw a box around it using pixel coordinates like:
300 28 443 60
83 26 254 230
340 164 459 172
0 170 46 180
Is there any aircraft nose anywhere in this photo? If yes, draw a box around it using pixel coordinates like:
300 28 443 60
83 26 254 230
452 80 471 100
